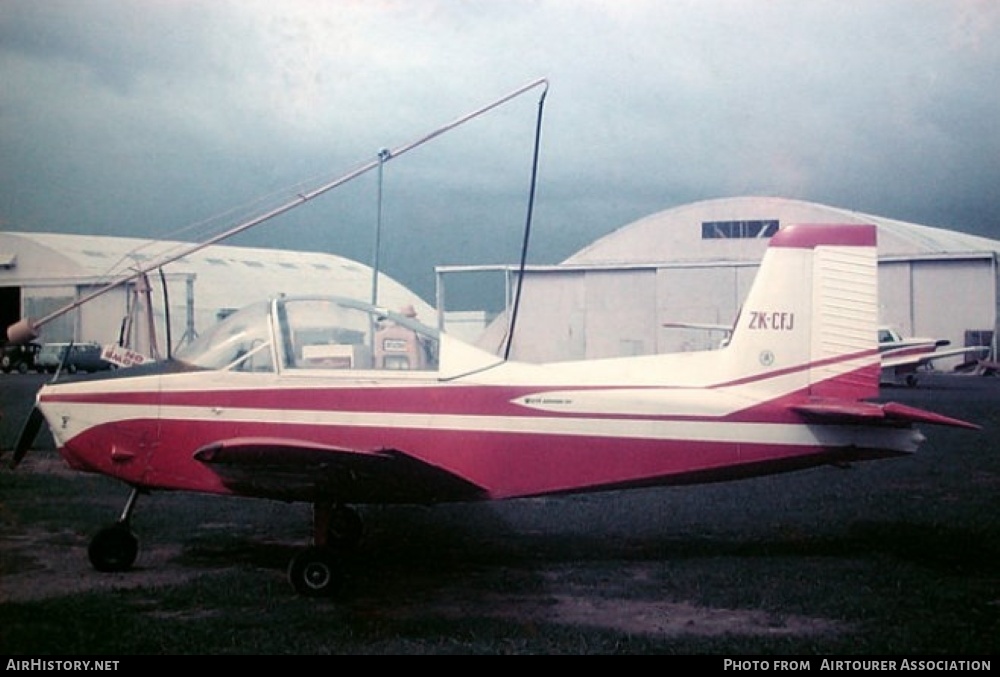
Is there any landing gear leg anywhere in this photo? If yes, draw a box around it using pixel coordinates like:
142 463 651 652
287 503 362 597
88 487 141 573
324 503 364 550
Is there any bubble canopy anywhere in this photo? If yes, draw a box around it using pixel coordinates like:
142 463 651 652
175 296 439 374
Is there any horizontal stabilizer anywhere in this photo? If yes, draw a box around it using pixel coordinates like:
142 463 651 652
792 400 979 430
880 402 981 430
194 437 486 504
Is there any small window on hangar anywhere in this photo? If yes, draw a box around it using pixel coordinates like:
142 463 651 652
701 220 779 239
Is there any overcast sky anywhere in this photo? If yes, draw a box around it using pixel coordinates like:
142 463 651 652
2 0 999 303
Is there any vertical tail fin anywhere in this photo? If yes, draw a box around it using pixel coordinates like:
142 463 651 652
723 224 879 400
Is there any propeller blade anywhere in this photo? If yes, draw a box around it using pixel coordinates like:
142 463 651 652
10 406 45 469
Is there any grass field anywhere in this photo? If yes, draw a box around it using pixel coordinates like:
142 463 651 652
1 374 998 654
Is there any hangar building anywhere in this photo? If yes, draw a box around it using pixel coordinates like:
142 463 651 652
460 197 1000 367
6 197 998 371
0 231 434 357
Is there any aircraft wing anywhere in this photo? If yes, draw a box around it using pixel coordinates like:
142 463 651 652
193 437 487 504
662 321 733 334
881 345 990 370
791 400 979 430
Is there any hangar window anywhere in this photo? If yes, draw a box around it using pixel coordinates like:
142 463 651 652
701 220 779 239
965 330 993 350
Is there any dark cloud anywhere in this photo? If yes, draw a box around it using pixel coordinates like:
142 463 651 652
2 0 999 301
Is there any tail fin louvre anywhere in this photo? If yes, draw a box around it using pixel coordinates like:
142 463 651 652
807 237 879 400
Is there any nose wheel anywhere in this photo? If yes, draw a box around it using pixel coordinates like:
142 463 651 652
88 487 141 572
88 523 139 572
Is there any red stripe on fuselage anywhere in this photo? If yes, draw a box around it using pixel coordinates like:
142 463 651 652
39 382 816 425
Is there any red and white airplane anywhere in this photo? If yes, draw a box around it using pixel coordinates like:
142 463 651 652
7 223 978 596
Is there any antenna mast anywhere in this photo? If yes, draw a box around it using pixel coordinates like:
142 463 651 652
5 78 550 344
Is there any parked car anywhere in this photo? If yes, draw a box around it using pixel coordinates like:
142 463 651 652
35 342 114 374
1 342 42 373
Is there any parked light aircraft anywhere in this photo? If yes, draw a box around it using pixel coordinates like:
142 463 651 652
6 224 978 596
877 326 989 387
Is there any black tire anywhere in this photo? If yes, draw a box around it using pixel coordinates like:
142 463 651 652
88 524 139 572
287 546 343 597
17 362 28 374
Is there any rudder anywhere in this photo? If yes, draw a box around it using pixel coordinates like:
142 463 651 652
722 224 879 400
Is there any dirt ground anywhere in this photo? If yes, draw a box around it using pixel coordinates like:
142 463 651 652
2 456 848 640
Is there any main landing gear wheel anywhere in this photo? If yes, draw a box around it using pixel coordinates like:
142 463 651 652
286 502 361 596
88 523 139 572
287 546 343 598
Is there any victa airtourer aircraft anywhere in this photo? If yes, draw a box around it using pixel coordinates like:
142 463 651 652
5 223 977 596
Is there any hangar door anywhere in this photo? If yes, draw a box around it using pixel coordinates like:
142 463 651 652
582 270 657 359
501 269 657 362
502 270 586 362
656 265 757 353
77 284 130 345
911 259 995 365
